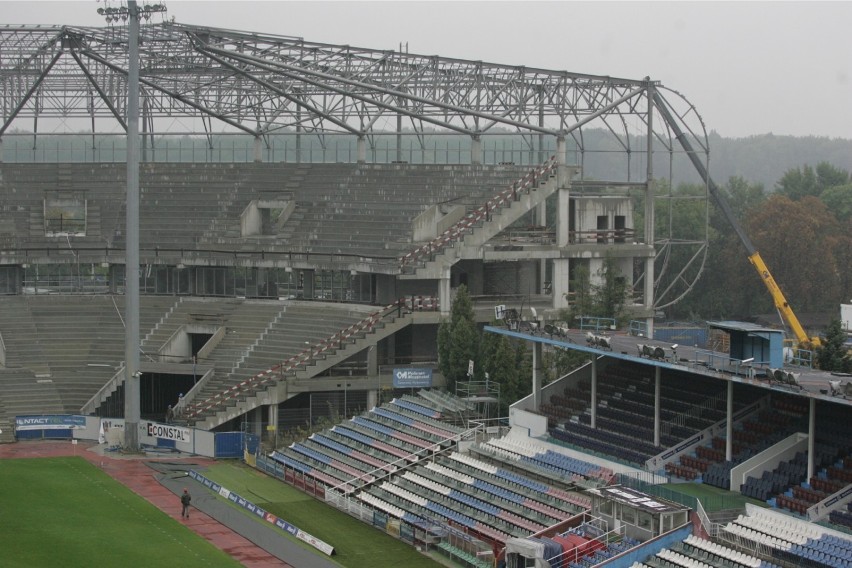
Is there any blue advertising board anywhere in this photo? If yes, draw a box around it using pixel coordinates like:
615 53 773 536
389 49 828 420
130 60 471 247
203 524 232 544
393 367 433 388
15 415 86 431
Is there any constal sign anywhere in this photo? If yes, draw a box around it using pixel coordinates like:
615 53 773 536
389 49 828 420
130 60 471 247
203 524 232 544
393 367 433 388
146 422 190 442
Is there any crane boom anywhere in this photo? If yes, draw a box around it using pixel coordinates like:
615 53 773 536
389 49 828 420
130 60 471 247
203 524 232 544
652 93 819 348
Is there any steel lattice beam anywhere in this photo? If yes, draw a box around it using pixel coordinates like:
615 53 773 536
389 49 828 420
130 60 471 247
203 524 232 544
0 21 703 145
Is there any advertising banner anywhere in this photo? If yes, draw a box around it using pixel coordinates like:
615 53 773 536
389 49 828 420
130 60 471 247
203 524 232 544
145 422 190 442
393 367 433 388
188 470 334 556
15 415 86 431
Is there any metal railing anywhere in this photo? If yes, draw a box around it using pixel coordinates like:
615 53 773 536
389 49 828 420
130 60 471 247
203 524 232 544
399 156 558 269
185 298 413 420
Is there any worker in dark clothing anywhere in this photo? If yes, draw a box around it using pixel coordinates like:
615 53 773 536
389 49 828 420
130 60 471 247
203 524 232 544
180 488 192 518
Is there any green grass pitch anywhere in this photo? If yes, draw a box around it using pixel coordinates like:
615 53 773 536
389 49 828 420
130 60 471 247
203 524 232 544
0 457 242 568
202 463 444 568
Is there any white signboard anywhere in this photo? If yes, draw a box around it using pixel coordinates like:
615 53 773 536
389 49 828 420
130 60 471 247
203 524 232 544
146 422 190 442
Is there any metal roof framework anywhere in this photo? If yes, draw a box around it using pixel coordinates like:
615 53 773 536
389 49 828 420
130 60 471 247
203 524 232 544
0 22 712 309
0 23 706 152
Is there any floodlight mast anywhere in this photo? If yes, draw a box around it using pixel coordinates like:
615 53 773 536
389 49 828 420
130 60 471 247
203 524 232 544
96 0 167 452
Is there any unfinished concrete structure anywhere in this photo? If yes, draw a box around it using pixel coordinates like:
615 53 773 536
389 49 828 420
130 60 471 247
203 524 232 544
0 21 710 434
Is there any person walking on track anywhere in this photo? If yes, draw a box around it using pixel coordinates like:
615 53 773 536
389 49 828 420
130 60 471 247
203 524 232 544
180 488 192 518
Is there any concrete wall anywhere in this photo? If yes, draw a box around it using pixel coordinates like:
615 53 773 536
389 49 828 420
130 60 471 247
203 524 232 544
412 204 465 242
483 261 538 296
574 196 633 244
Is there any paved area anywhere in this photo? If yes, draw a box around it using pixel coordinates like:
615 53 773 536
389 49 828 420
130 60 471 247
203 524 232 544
0 440 338 568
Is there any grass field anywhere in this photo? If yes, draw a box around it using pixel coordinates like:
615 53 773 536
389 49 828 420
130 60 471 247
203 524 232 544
0 457 242 568
202 462 445 568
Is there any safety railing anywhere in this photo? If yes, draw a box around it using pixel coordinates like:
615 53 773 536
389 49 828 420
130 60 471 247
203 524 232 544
185 298 411 420
399 156 558 269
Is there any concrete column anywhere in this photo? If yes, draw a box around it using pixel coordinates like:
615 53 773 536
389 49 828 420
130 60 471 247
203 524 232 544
537 195 547 226
726 380 733 462
0 137 3 163
367 389 379 411
532 341 542 411
556 136 566 165
808 398 816 482
253 136 263 163
539 260 547 296
654 367 661 447
470 135 482 165
267 402 278 440
556 184 570 247
590 357 597 429
124 4 142 452
252 406 263 437
438 268 451 315
551 259 570 310
367 345 378 376
356 136 367 163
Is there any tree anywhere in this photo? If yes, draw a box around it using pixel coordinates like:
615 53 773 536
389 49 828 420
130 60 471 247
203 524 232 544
563 254 628 324
745 195 843 312
816 162 850 191
594 254 628 323
816 319 852 373
820 184 852 222
437 285 479 393
481 332 520 414
776 162 850 201
776 164 820 200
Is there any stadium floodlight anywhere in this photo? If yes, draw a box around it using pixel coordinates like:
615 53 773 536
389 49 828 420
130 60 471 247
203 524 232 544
96 0 167 453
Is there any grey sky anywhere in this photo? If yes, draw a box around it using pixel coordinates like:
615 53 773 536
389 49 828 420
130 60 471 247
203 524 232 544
5 1 851 139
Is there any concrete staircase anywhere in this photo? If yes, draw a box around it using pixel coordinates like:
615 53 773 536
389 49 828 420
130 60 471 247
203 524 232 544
399 159 564 277
188 303 414 430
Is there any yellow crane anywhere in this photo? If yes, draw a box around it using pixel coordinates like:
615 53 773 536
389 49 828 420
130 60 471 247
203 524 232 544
653 94 821 350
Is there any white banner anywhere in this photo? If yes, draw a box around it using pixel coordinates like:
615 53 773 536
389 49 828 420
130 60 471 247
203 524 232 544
145 422 190 442
99 418 125 445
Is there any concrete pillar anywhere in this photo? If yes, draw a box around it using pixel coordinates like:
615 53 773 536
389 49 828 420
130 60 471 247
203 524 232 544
357 136 367 163
253 136 263 163
438 268 451 315
590 357 597 429
726 380 733 462
470 135 482 165
808 398 816 482
537 200 546 227
367 389 379 411
654 367 661 447
539 259 547 296
252 406 263 437
556 136 566 165
267 402 278 444
124 5 141 452
367 345 378 376
556 184 570 247
532 341 542 411
0 137 3 163
551 259 570 310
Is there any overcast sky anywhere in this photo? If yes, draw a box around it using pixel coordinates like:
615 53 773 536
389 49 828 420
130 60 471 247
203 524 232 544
5 1 851 140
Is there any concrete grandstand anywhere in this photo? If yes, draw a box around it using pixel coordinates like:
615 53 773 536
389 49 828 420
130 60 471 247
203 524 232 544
2 17 852 568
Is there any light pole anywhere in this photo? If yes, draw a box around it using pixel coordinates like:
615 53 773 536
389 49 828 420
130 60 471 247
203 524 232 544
97 1 166 452
337 382 350 418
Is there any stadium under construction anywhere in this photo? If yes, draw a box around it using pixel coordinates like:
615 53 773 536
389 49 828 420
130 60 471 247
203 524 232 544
1 14 851 568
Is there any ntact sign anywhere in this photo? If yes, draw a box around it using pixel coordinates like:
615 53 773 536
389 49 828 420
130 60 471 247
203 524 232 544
393 367 433 388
